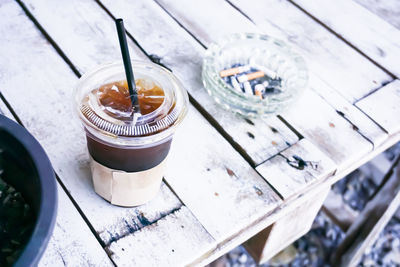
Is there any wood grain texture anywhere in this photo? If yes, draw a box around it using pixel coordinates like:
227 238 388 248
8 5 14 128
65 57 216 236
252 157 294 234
122 0 382 245
167 106 282 241
155 0 261 45
154 0 386 159
308 76 387 148
228 0 391 103
97 0 298 166
108 206 216 267
256 139 336 200
19 0 147 73
294 0 400 78
13 0 283 262
353 0 400 30
281 90 373 169
39 186 113 266
0 0 182 248
356 80 400 135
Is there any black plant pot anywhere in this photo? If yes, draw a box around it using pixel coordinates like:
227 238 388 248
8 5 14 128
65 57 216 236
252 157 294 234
0 115 57 266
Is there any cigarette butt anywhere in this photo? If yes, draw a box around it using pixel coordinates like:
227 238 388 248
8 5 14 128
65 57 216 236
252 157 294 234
252 64 277 79
238 70 265 83
243 81 253 95
255 84 264 99
262 80 269 87
247 71 265 80
230 76 242 92
220 65 251 77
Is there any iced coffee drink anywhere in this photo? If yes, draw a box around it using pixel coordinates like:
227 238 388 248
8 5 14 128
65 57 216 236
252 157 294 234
75 61 188 206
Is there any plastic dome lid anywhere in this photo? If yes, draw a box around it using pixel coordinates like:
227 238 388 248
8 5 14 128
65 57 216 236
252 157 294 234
75 61 188 146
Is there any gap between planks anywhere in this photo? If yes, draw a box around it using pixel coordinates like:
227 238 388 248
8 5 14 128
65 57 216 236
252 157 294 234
13 0 185 249
14 0 396 264
286 0 396 79
153 0 304 151
8 1 290 266
293 0 400 79
95 0 299 167
227 0 392 103
94 0 266 168
153 0 387 164
4 0 184 255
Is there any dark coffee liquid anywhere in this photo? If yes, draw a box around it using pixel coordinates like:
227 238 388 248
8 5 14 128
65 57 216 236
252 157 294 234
86 132 172 172
86 79 171 172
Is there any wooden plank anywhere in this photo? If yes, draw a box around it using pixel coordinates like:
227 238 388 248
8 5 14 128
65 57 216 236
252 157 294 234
166 105 282 241
39 185 113 266
155 0 261 43
335 159 400 267
9 0 283 261
154 0 386 155
120 0 382 248
309 76 387 148
95 184 182 245
325 132 400 188
353 0 400 30
87 0 299 166
238 130 399 266
282 90 373 169
108 206 216 267
323 151 393 232
356 80 400 135
245 186 330 264
18 0 147 73
322 190 359 231
228 0 391 103
194 128 396 264
293 0 400 78
256 139 336 200
0 0 182 248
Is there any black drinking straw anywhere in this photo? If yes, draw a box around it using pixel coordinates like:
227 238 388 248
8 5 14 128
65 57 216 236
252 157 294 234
115 18 140 113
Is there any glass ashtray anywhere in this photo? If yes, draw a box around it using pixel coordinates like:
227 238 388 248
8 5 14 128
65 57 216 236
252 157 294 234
202 33 308 117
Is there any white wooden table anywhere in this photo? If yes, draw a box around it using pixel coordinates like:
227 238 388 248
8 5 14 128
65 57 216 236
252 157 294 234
1 0 399 265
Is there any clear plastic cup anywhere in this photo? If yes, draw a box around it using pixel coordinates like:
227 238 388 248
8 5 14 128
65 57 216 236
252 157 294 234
75 61 188 206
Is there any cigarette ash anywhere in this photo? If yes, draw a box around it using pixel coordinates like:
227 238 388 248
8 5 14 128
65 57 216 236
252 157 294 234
220 63 282 99
208 142 400 267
